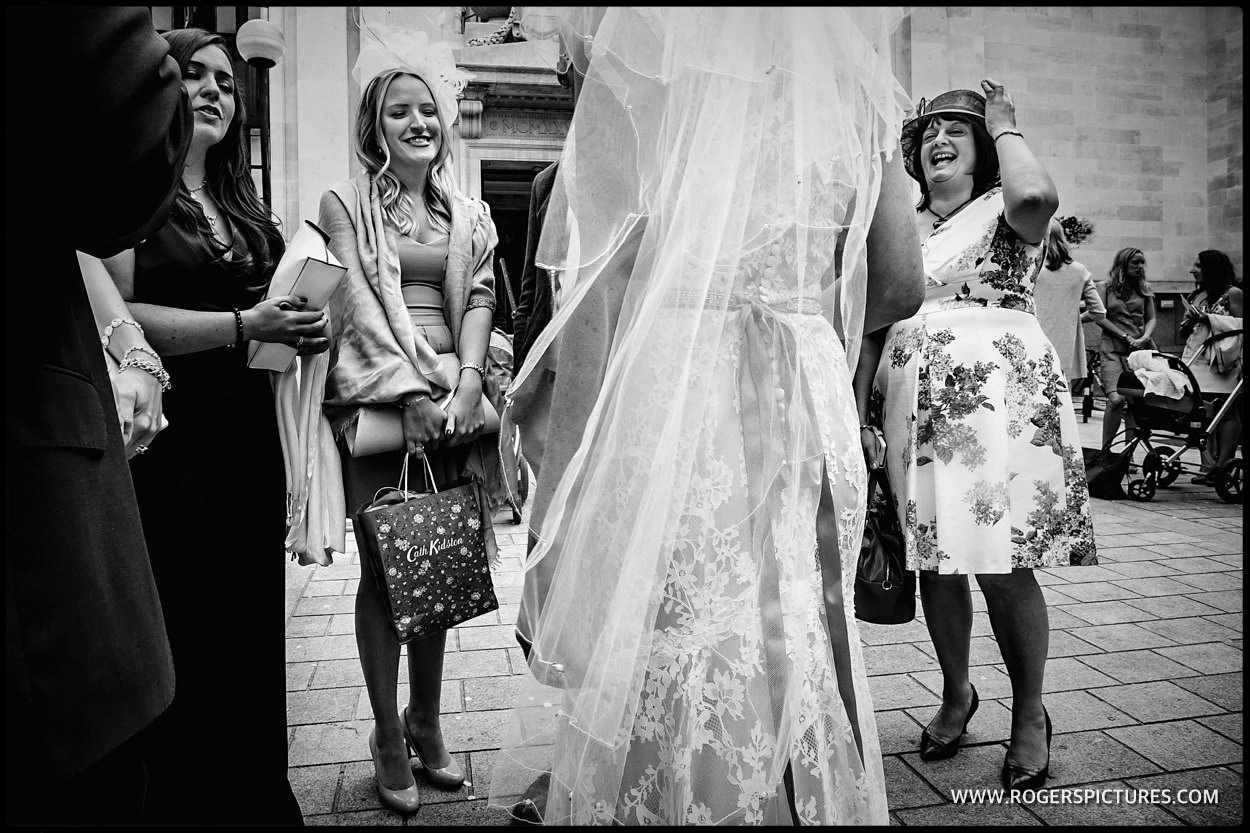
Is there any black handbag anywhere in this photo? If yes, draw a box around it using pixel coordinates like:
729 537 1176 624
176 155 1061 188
854 465 916 625
1082 445 1131 500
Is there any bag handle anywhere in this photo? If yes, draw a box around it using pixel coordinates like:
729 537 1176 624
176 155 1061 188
868 464 899 519
368 453 439 506
398 452 439 495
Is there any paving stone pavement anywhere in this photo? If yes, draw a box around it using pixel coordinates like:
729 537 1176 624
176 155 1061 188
284 414 1242 825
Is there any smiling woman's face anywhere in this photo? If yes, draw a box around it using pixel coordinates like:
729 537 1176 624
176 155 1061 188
380 74 442 172
919 116 978 188
183 44 236 149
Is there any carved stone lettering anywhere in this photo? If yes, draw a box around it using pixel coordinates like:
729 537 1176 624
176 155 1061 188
484 114 568 138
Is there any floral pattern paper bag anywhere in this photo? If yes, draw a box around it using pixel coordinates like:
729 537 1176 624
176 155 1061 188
355 457 499 643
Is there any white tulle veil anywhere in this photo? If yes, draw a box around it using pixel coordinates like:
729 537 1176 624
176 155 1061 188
492 7 911 824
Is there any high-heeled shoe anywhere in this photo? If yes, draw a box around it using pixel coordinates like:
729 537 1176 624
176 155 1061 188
1001 707 1052 791
919 684 979 761
369 728 422 815
402 706 466 790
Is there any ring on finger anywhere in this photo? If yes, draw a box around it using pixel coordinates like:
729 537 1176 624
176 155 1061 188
296 335 305 350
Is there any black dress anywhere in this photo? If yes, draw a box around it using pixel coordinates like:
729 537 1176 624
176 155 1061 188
130 220 302 825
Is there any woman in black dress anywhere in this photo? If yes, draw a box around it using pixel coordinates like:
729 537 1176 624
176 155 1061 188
88 28 329 825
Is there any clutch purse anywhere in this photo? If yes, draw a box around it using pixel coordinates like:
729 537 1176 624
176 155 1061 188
354 455 499 643
853 464 916 625
344 354 500 457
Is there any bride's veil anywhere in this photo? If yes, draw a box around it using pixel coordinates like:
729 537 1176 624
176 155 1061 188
492 7 910 823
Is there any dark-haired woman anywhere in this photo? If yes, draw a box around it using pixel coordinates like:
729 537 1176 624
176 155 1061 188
1094 247 1158 449
1180 249 1243 482
855 80 1097 793
86 28 328 825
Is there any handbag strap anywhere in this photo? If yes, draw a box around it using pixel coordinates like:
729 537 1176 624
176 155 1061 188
868 464 899 519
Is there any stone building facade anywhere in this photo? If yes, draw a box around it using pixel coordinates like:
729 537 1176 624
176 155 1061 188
261 6 1240 348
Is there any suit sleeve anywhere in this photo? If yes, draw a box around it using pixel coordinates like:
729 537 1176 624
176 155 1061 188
513 174 547 370
7 7 192 258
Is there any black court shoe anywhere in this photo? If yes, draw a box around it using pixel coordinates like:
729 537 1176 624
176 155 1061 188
919 684 979 761
1001 707 1053 791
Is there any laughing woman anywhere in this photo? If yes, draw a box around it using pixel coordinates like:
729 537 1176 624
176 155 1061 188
855 81 1097 793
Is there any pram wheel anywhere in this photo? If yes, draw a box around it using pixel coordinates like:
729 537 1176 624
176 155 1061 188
1157 460 1182 487
1213 459 1243 504
1127 478 1156 501
1142 452 1181 487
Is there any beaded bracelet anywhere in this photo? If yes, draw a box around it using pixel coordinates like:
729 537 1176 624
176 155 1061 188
992 129 1024 142
230 308 245 348
460 362 486 380
122 344 164 367
100 317 145 349
118 355 172 392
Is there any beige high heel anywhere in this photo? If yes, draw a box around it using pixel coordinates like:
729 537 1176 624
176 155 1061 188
402 706 466 790
369 728 422 815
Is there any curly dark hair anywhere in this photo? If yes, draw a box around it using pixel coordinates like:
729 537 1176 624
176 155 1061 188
909 113 1001 213
1195 249 1239 297
163 28 284 283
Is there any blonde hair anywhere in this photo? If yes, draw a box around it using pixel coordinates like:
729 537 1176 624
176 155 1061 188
354 69 457 236
1044 219 1072 271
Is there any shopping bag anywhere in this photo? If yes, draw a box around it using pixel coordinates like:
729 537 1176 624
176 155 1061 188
854 465 916 625
354 455 499 643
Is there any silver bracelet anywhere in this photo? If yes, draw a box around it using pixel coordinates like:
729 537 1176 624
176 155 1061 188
118 355 172 392
459 362 486 380
100 317 145 349
122 344 164 367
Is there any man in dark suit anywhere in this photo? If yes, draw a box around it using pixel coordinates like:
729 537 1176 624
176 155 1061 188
6 7 192 824
511 161 560 373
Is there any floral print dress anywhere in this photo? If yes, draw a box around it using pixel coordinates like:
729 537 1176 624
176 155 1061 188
870 188 1097 573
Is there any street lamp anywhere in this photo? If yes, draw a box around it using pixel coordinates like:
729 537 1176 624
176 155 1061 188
235 18 286 208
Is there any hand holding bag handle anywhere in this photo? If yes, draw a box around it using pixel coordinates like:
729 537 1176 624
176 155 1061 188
854 443 916 625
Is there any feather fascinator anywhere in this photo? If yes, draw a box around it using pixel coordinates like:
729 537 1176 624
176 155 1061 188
352 11 472 125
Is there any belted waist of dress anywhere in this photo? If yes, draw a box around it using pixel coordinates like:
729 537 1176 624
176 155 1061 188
661 288 824 316
402 282 444 309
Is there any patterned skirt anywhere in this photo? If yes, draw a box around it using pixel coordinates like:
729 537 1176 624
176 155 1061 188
872 307 1097 574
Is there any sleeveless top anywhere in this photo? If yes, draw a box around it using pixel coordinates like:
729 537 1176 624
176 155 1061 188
399 234 449 318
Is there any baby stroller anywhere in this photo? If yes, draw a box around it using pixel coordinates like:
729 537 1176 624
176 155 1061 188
1106 337 1243 504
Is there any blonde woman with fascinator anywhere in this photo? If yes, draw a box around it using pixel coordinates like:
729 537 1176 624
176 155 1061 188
317 18 501 815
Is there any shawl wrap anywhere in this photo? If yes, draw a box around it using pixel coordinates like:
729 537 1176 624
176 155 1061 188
319 173 498 413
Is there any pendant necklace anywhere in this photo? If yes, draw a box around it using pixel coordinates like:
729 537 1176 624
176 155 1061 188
928 195 975 229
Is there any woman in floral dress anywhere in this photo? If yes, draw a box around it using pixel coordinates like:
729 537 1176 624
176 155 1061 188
855 81 1097 793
